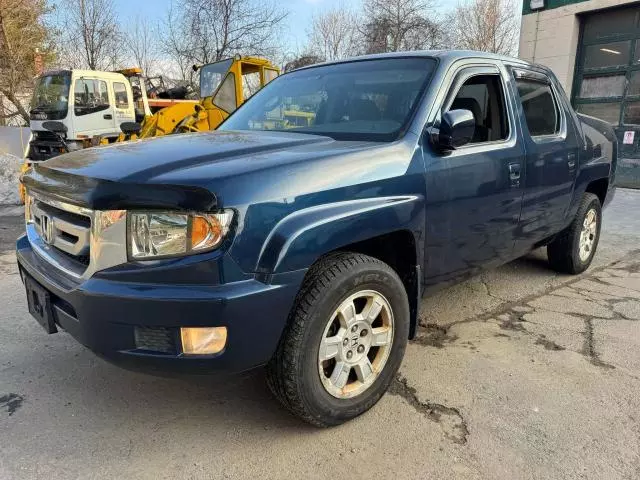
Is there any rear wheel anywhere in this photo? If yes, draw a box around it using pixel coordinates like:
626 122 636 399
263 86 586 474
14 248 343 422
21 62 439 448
266 252 409 427
547 193 602 274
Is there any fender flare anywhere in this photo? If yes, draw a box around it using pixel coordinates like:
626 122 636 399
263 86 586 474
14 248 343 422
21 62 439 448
255 195 424 275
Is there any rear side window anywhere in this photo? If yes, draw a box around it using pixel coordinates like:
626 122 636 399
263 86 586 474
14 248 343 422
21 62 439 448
114 82 129 108
515 78 559 137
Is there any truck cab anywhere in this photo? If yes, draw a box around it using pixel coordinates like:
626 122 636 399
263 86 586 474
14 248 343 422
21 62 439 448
27 69 142 160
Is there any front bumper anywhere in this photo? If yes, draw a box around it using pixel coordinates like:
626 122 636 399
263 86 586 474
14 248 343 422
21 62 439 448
16 234 304 375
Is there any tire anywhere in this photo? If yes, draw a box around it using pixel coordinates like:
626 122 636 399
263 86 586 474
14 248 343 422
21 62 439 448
547 192 602 274
266 252 409 427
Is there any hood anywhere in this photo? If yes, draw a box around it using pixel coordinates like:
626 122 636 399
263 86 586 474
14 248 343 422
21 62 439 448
23 130 377 210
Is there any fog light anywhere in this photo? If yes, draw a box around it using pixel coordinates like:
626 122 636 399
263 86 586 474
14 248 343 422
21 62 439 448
180 327 227 355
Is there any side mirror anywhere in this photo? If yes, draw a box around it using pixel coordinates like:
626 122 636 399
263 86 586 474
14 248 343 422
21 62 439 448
120 122 142 135
42 121 67 135
434 109 475 151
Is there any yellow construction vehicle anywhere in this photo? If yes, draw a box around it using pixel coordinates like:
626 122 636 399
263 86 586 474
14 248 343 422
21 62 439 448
119 56 279 141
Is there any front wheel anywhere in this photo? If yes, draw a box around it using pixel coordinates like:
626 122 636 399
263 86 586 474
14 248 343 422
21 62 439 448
547 192 602 274
266 252 409 427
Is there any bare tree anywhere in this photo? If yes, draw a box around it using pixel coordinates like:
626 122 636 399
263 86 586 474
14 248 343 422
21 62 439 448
160 0 288 84
449 0 519 55
0 0 52 125
127 15 158 75
160 1 197 84
360 0 442 54
56 0 121 70
307 5 361 62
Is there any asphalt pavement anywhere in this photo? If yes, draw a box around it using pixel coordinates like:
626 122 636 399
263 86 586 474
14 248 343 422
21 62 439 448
1 190 639 480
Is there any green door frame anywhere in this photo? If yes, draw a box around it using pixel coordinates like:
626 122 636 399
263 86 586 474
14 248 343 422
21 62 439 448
571 5 640 126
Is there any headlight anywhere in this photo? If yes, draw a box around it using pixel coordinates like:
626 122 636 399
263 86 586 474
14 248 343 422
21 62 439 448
128 210 233 260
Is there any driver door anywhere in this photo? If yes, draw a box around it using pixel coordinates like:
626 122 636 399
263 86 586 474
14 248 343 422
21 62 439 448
424 65 526 284
71 78 116 137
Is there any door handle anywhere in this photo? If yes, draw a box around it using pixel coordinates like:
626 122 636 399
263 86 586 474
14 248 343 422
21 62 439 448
508 163 521 187
103 114 113 120
567 152 577 169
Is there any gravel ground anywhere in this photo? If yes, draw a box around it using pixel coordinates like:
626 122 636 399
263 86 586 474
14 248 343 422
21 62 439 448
0 190 639 480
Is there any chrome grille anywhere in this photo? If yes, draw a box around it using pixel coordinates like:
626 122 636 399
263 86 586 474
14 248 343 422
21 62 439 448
25 190 128 280
31 199 91 257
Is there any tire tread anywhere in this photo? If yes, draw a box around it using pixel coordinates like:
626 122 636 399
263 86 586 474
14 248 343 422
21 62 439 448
547 192 600 274
266 252 396 427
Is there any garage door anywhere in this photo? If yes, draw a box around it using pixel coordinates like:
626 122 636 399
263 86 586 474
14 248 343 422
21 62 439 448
573 3 640 184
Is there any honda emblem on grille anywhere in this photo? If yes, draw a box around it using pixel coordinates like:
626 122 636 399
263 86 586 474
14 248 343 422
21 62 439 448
41 214 55 245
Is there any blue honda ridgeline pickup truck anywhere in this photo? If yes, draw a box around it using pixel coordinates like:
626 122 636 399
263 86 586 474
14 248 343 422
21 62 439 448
17 51 617 426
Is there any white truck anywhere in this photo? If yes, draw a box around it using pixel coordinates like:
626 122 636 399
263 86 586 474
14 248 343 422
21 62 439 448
27 69 151 160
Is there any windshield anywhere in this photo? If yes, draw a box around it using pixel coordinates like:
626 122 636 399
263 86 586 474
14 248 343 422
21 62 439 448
219 58 436 142
30 73 71 120
200 58 234 97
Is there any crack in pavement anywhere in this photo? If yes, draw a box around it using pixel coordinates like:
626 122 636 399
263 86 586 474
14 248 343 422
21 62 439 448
411 252 640 375
499 311 527 331
389 374 469 445
399 254 640 445
535 334 566 351
479 276 507 302
581 317 615 370
437 249 640 332
413 322 459 348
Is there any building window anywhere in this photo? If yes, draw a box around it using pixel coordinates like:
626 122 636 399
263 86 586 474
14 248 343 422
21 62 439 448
583 42 631 69
573 4 640 129
579 75 626 98
576 102 621 125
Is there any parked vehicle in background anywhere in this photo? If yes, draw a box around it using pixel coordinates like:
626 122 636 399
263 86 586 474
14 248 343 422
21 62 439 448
27 68 154 161
17 51 617 426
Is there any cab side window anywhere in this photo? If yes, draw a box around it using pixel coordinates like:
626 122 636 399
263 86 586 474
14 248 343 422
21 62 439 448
447 74 509 144
514 78 559 137
214 74 237 113
114 82 129 109
74 79 110 116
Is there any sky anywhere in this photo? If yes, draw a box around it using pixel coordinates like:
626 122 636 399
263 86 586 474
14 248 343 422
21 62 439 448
112 0 359 55
111 0 524 57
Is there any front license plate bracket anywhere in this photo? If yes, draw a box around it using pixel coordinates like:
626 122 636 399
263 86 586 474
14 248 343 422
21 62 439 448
25 276 57 334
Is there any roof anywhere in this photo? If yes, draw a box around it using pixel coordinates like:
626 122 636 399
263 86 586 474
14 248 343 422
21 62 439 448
38 69 129 80
291 49 535 72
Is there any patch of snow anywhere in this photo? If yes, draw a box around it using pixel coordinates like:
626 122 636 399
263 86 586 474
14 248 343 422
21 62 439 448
0 153 22 205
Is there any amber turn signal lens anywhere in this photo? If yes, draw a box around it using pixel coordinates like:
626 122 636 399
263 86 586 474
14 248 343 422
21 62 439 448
189 213 233 251
180 327 227 355
191 216 217 249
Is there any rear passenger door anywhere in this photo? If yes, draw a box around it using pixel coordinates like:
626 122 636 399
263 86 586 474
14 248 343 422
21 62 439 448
423 64 526 284
509 69 579 253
